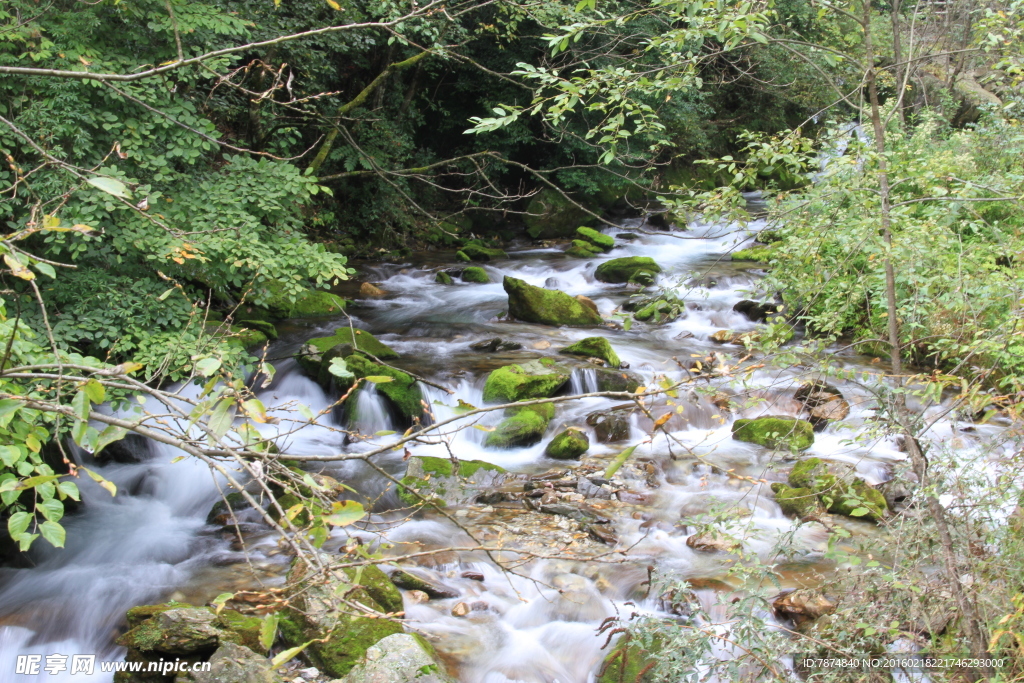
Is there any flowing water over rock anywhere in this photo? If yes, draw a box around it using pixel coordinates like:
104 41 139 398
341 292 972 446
0 212 1015 682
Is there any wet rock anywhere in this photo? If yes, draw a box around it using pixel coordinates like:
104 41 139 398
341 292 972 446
545 428 590 460
586 409 632 443
710 329 736 344
559 336 620 368
397 456 508 507
808 398 850 430
633 297 683 323
243 280 347 321
586 524 618 545
94 431 151 464
772 589 837 627
577 477 612 500
594 370 641 393
279 557 404 678
733 299 780 322
594 257 662 285
434 271 453 285
503 276 603 326
389 569 459 599
794 381 844 407
299 328 399 375
685 530 741 553
461 266 490 284
450 602 471 617
339 633 455 683
359 282 386 298
461 571 485 581
788 457 887 521
469 338 522 352
576 226 614 252
575 295 599 314
482 359 571 403
190 642 283 683
616 232 639 240
405 590 429 604
731 415 815 452
537 502 609 524
205 491 253 526
709 392 733 412
544 277 564 289
770 483 824 517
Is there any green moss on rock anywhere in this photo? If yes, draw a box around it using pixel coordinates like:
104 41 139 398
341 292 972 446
228 325 268 349
731 416 814 451
306 327 399 360
462 266 491 283
345 355 422 421
788 457 887 521
770 483 823 517
566 240 603 258
576 227 614 252
435 271 453 284
482 360 570 403
545 428 589 460
504 276 603 326
397 456 507 506
456 250 471 262
252 280 348 320
484 408 549 448
732 246 774 262
461 241 508 261
560 337 620 367
594 257 662 284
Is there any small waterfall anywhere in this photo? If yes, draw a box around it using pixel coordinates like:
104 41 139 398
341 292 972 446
352 383 393 435
569 367 599 395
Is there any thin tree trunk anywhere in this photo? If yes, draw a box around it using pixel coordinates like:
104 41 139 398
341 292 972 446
862 3 990 674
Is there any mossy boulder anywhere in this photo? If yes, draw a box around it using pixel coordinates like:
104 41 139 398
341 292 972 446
461 241 508 261
788 458 886 521
434 271 453 284
280 557 404 678
566 239 603 258
306 327 399 360
485 405 551 449
247 280 348 320
732 246 774 262
560 337 620 368
344 355 423 422
456 250 471 262
228 325 268 349
461 266 491 283
397 456 507 506
731 416 814 452
482 359 571 403
770 483 824 517
594 257 662 284
524 188 596 239
576 227 614 252
545 428 589 460
504 276 603 326
341 633 455 683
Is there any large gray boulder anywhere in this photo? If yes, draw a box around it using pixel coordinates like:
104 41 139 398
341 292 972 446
339 634 455 683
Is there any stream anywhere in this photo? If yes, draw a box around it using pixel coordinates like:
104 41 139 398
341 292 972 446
0 208 1015 682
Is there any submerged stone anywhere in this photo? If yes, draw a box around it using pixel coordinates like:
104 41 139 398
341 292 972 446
559 337 620 368
397 456 507 506
504 276 603 326
731 415 814 452
594 257 662 284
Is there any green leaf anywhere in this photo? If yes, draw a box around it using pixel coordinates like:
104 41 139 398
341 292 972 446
603 445 637 479
83 378 105 404
38 498 64 523
0 445 22 467
0 399 24 428
38 520 66 548
208 398 235 438
211 592 234 615
195 357 222 377
86 176 131 198
94 425 127 455
242 399 268 423
7 511 31 538
33 261 56 279
848 507 870 517
81 466 117 497
272 641 315 669
374 430 396 436
327 357 354 379
58 481 80 501
260 614 279 651
363 375 394 384
324 500 365 527
71 390 90 421
16 474 62 490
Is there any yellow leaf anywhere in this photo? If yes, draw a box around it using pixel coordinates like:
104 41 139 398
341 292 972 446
326 0 341 8
653 412 671 428
43 215 60 229
4 254 34 280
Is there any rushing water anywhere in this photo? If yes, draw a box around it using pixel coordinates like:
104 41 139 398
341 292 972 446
0 210 1015 682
